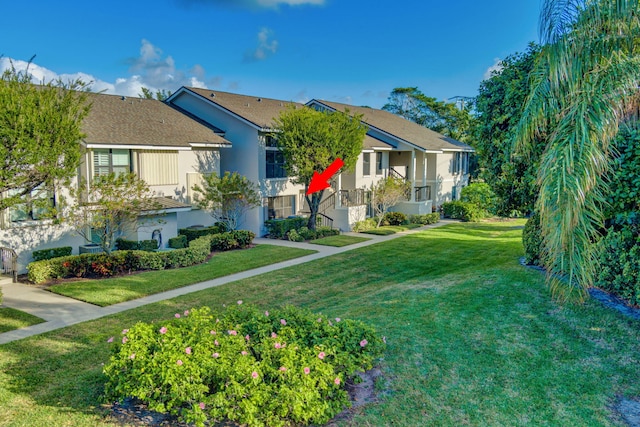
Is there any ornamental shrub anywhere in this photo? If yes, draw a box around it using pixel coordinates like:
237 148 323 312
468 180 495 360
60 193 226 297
408 213 440 225
210 233 239 251
287 229 304 242
168 235 188 249
460 182 497 216
352 218 377 232
32 246 72 261
231 230 256 248
522 212 543 266
383 211 407 226
139 239 159 252
316 226 339 238
264 217 307 239
441 201 484 222
595 222 640 305
104 305 385 427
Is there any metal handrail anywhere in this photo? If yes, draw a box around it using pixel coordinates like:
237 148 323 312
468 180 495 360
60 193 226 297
316 212 334 228
414 185 432 202
0 247 18 283
317 193 335 213
339 189 367 207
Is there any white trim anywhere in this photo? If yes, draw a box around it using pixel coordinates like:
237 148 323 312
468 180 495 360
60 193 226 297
189 142 231 148
83 142 191 151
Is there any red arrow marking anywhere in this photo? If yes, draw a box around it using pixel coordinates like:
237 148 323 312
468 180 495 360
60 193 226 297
306 158 344 195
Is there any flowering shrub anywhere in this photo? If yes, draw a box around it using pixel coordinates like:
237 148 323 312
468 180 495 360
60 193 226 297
104 305 385 427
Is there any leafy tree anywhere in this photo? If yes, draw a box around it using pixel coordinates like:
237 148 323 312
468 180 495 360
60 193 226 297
272 106 367 230
515 0 640 301
0 63 91 212
192 171 261 231
474 43 544 215
382 87 476 143
65 173 161 255
371 176 410 227
139 87 172 101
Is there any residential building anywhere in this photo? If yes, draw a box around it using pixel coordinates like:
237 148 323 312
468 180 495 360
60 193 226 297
0 93 231 273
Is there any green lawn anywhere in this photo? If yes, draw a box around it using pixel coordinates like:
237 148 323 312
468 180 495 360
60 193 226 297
0 308 44 333
361 223 423 235
308 234 371 247
1 220 639 426
48 245 316 307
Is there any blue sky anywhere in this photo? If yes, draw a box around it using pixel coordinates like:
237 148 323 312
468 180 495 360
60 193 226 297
1 0 541 108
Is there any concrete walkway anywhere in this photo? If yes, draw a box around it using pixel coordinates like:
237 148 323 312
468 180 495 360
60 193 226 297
0 220 455 344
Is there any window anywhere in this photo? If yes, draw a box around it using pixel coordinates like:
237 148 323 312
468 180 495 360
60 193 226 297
93 149 131 177
266 195 295 219
376 152 383 175
452 152 469 175
8 187 55 223
363 153 371 176
137 150 178 185
266 150 287 179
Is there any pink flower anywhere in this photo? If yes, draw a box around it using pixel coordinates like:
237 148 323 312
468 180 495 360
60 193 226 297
129 353 135 359
237 300 243 305
175 313 181 318
228 330 237 336
214 340 219 346
334 377 341 385
304 367 310 375
274 342 282 349
279 366 287 372
335 318 341 322
360 339 368 347
185 347 192 354
184 310 190 316
265 311 269 316
210 330 216 335
271 332 277 338
318 352 325 360
199 402 205 410
245 335 250 341
251 371 259 379
241 351 248 356
212 352 219 358
122 337 128 344
176 359 183 366
280 319 287 326
107 336 114 343
317 318 322 322
122 329 129 334
159 327 167 334
216 318 220 323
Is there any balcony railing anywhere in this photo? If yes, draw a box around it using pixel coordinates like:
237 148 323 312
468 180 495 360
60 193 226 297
339 189 367 207
414 185 431 202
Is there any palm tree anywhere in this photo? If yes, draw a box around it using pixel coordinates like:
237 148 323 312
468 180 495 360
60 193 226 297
516 0 640 301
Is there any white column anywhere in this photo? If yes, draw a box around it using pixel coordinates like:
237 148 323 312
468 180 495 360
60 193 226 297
336 173 342 208
410 150 416 202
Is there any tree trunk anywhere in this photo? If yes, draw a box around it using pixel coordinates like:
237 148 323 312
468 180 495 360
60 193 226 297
305 190 324 231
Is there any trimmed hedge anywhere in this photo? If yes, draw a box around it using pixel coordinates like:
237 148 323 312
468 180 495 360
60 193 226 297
265 217 307 239
32 246 73 262
115 239 159 252
168 235 188 249
408 213 440 225
27 231 255 284
595 224 640 305
178 226 224 243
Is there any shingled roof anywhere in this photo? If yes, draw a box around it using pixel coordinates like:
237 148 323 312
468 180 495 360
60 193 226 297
310 100 473 153
183 87 301 130
82 93 231 148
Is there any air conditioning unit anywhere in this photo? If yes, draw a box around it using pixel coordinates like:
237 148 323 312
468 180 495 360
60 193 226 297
79 244 103 254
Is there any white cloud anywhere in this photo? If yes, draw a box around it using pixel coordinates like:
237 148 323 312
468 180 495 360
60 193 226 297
0 40 220 98
483 58 504 80
244 28 278 62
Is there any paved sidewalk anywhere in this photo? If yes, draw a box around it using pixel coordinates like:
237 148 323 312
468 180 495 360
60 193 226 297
0 220 455 344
